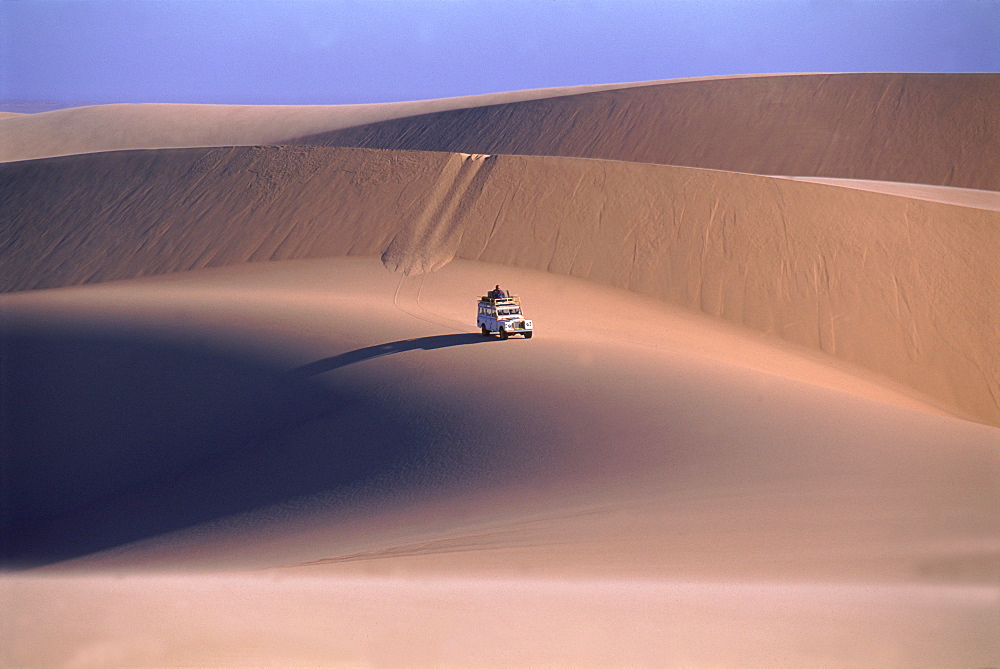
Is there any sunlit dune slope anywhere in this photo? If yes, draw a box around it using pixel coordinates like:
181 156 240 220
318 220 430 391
295 73 1000 189
0 81 648 163
2 258 996 577
2 145 997 426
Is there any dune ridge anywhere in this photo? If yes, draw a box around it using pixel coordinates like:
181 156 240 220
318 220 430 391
294 73 1000 190
2 144 997 426
775 176 1000 211
4 74 997 192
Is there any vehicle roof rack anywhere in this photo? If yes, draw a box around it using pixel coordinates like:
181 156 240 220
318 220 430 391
480 295 521 305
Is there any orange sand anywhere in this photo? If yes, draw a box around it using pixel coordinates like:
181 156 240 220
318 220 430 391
2 74 997 667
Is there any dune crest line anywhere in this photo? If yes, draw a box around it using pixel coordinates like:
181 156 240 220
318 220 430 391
297 73 1000 190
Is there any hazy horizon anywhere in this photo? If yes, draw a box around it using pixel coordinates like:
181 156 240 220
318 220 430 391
2 0 998 112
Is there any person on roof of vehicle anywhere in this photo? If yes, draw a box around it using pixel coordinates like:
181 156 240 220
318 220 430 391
494 285 506 299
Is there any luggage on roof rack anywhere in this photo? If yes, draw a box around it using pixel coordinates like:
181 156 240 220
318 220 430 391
480 295 520 306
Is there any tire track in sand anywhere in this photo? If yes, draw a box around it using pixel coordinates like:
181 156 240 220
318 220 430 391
392 273 471 333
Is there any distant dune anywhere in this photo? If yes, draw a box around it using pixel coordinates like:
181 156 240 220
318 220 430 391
2 144 996 426
0 81 649 164
4 73 997 189
295 73 1000 189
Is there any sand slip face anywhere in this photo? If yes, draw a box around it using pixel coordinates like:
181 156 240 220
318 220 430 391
2 258 998 665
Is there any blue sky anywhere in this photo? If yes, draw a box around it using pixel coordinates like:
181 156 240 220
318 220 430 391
2 0 998 106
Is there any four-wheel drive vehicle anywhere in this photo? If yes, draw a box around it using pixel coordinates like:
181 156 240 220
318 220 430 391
477 295 533 339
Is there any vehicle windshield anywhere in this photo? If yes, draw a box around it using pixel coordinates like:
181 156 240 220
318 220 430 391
499 308 521 316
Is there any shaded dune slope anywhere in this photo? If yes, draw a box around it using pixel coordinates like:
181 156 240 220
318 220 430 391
2 145 997 426
294 73 1000 190
2 321 515 566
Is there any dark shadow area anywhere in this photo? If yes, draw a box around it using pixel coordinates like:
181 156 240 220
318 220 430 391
0 324 497 568
288 333 494 379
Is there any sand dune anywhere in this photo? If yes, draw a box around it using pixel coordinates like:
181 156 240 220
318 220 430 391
0 80 653 164
3 258 997 665
3 145 997 426
3 72 998 666
295 73 1000 189
4 73 997 190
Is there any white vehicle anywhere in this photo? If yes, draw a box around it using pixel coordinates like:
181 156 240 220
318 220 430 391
477 294 533 339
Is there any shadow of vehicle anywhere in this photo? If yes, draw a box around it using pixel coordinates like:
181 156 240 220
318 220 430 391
288 333 495 379
1 325 498 567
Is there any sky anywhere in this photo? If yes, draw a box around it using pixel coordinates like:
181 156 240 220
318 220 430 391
1 0 998 108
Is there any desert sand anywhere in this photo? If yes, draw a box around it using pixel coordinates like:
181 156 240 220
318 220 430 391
1 73 998 667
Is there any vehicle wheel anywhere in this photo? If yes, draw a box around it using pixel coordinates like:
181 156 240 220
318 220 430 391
481 324 490 336
499 328 508 340
524 331 533 339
